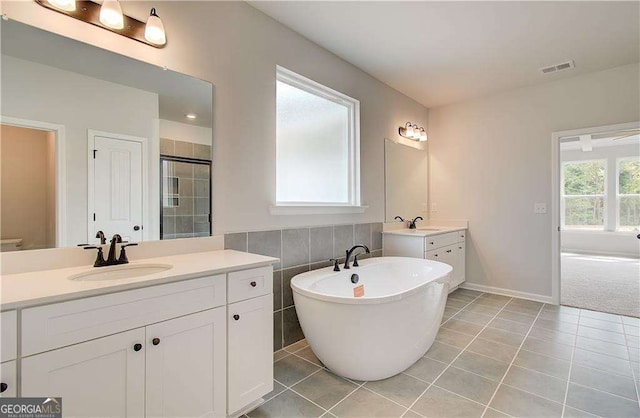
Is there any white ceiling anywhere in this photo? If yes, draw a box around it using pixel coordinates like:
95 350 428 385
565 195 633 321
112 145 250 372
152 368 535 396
1 20 213 128
250 1 640 108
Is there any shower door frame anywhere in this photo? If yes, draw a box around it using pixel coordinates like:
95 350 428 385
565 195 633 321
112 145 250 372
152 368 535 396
159 154 213 239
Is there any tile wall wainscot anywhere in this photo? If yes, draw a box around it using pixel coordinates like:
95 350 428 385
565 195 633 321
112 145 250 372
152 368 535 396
224 223 383 351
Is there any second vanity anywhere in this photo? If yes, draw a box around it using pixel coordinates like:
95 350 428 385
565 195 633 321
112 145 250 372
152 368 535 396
383 226 467 290
0 250 278 417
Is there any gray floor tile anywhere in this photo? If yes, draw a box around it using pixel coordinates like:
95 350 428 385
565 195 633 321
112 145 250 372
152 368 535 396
566 383 640 418
570 364 638 400
284 339 309 353
455 289 484 298
577 325 627 345
503 365 567 403
464 303 501 316
474 298 509 308
449 292 477 303
528 327 576 346
248 389 324 418
488 318 531 335
489 384 563 418
452 351 510 382
575 335 629 360
402 410 424 418
572 348 633 377
295 346 323 366
404 357 448 382
482 408 510 418
580 317 626 334
513 350 571 380
478 327 525 347
412 385 485 418
364 373 429 407
543 304 581 316
533 318 578 334
274 355 321 386
581 309 623 323
435 328 476 348
446 298 470 310
330 387 406 418
496 310 536 325
466 338 518 364
442 319 484 336
424 341 462 364
435 366 498 404
292 370 357 410
453 310 494 326
538 310 580 324
274 350 290 362
479 293 511 302
503 302 541 317
264 380 287 401
562 406 599 418
521 336 573 361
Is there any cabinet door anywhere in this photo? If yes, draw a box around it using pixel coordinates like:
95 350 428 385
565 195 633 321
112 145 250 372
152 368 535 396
0 361 16 397
453 243 466 287
145 307 226 418
228 294 273 415
22 328 145 417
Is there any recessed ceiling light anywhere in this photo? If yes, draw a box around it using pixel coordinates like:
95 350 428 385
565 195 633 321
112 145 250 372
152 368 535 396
185 113 197 120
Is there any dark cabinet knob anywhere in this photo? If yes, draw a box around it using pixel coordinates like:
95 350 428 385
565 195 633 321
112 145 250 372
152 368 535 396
133 343 142 352
447 250 452 253
0 383 7 393
233 314 240 321
429 242 434 245
637 234 640 239
152 338 160 346
250 281 257 287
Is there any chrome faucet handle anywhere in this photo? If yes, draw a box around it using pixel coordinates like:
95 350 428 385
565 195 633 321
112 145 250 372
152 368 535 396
329 258 341 272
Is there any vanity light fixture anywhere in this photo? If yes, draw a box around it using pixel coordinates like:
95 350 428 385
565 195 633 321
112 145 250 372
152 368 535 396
99 0 123 29
144 8 166 46
399 122 428 142
34 0 167 48
47 0 76 12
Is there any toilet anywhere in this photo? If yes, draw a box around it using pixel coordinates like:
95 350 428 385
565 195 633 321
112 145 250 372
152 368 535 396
0 238 23 252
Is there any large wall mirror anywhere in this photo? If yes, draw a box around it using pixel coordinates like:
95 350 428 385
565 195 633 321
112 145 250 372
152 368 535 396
0 20 213 251
384 138 428 222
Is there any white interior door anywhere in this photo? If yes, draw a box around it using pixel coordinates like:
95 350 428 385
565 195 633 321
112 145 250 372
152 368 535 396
91 134 144 243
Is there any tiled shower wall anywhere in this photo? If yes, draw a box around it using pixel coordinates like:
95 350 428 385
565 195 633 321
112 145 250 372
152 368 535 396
224 222 383 351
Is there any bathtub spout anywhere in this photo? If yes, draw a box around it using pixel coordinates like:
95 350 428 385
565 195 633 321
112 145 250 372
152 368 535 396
344 245 370 269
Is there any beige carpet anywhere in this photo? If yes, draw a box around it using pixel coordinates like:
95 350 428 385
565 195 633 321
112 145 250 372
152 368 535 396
561 253 640 318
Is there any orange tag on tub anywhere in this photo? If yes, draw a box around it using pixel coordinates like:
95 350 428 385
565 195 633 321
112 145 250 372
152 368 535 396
353 285 365 297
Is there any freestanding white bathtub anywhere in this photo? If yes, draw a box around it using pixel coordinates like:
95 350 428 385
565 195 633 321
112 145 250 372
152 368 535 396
291 256 451 381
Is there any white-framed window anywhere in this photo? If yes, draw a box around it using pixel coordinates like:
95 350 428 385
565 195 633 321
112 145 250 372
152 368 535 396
561 160 606 230
273 66 363 215
617 158 640 232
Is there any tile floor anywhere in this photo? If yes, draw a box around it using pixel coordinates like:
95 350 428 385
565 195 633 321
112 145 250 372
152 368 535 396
247 289 640 418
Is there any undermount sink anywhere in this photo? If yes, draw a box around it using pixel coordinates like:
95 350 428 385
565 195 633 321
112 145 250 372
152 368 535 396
69 264 173 282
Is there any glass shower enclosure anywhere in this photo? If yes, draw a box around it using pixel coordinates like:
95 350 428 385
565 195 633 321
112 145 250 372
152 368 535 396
160 156 211 239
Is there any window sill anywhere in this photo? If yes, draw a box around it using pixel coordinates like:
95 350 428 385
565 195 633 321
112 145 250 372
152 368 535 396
269 205 368 216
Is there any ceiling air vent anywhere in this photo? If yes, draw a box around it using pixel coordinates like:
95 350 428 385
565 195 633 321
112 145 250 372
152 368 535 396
540 60 575 75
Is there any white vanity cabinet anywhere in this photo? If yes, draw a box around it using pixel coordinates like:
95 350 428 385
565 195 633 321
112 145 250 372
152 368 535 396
16 265 274 418
384 230 467 290
0 310 17 398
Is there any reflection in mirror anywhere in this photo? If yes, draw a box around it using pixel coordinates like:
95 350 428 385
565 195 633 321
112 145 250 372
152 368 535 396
0 19 213 251
384 138 429 223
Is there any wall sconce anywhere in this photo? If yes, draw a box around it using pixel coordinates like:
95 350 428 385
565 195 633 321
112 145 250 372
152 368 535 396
399 122 428 142
35 0 167 48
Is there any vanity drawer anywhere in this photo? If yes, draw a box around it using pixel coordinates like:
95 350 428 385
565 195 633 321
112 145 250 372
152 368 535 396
425 232 459 250
1 311 17 362
458 231 466 242
22 275 226 356
228 266 273 304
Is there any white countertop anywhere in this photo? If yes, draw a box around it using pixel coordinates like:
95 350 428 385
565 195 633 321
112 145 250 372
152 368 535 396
382 226 466 237
0 250 278 310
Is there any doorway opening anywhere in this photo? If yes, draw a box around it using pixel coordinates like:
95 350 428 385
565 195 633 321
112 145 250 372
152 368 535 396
553 122 640 317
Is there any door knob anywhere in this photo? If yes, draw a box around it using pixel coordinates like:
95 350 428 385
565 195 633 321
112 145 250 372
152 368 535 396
0 383 7 393
233 314 240 321
133 225 140 231
152 338 160 346
133 343 142 352
250 281 257 287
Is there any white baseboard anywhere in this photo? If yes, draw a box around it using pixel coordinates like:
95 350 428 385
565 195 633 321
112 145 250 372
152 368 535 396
460 282 554 304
